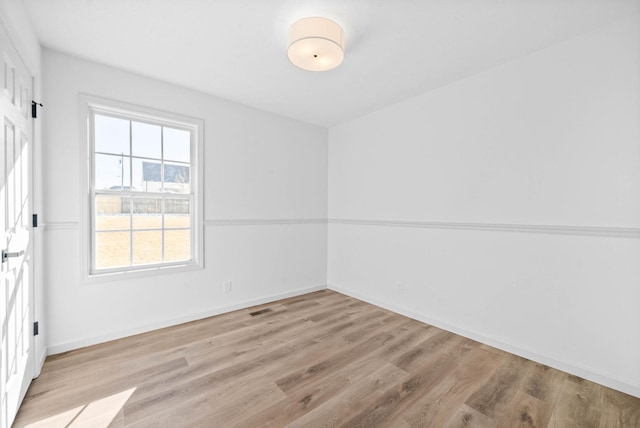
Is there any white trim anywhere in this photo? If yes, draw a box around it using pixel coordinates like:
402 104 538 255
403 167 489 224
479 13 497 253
46 219 327 229
42 221 79 230
329 218 640 239
47 283 327 355
328 283 640 399
82 261 204 285
204 218 327 226
78 94 205 281
46 218 638 239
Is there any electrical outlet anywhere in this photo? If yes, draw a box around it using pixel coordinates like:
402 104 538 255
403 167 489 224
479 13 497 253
223 281 232 294
397 282 405 295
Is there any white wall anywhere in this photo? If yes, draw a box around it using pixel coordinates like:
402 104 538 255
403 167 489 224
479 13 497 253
42 49 328 353
328 15 640 397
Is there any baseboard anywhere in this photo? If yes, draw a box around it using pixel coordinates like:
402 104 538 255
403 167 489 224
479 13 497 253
47 283 327 355
328 283 640 399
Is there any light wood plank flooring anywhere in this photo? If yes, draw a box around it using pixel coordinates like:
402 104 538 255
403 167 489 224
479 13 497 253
14 290 640 427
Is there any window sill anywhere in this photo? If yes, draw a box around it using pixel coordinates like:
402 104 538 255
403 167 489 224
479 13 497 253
81 260 203 285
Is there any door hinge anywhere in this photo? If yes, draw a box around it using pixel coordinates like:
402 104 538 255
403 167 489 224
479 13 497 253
31 101 43 118
33 321 39 336
32 214 38 228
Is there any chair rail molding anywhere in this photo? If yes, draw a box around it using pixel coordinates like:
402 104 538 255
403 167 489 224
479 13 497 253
43 221 80 230
328 218 640 239
204 218 327 227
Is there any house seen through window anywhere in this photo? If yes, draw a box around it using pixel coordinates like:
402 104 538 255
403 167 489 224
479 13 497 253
91 110 196 273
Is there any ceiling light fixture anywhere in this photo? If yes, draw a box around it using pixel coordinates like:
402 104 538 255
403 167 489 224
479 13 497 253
287 17 345 72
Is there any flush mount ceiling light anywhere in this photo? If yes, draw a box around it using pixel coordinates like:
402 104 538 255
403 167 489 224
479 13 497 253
287 17 345 72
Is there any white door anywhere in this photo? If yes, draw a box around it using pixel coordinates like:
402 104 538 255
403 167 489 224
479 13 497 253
0 23 34 428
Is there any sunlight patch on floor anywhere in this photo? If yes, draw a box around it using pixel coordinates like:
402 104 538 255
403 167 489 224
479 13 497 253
25 387 136 428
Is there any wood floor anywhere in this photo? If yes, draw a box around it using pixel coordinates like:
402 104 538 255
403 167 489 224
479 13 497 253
14 290 640 427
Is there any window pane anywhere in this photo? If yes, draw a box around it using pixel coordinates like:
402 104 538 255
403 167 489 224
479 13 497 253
91 104 197 274
95 154 130 190
163 161 190 194
132 158 162 192
132 121 161 159
133 231 162 266
165 199 190 228
164 229 190 262
95 115 130 155
163 127 190 162
96 231 131 269
133 198 162 229
96 195 130 230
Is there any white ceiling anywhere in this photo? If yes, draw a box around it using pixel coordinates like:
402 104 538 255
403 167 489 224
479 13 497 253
24 0 640 127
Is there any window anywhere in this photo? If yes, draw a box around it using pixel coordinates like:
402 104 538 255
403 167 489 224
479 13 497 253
84 96 203 276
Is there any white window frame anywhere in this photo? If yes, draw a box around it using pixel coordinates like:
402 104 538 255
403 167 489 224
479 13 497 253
79 94 204 282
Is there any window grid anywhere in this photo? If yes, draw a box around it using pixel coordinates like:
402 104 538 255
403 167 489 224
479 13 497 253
90 108 195 274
